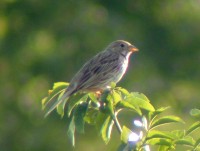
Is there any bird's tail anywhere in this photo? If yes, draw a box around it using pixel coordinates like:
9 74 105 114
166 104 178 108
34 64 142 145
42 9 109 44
44 90 71 117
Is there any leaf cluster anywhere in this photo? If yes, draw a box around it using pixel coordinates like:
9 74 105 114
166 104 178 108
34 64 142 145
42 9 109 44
42 82 200 151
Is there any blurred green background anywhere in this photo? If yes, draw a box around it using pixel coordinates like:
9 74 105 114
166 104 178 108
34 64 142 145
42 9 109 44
0 0 200 150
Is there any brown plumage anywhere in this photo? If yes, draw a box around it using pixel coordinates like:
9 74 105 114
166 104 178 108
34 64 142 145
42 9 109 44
45 40 138 116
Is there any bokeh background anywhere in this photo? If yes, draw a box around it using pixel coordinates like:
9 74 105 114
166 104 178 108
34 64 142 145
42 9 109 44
0 0 200 150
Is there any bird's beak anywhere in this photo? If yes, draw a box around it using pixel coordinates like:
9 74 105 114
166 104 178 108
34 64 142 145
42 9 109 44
128 45 139 52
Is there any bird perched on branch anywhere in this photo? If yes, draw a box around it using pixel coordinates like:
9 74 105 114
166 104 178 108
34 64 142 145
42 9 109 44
66 40 138 95
45 40 138 116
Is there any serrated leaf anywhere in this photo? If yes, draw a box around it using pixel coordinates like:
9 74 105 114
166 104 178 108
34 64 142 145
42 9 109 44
121 126 133 144
186 121 200 135
150 116 184 130
67 93 88 117
175 136 195 146
146 138 173 146
74 102 88 134
146 130 174 140
117 101 142 115
101 115 114 144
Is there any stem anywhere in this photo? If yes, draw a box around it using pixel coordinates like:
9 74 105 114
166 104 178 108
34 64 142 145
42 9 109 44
112 112 122 134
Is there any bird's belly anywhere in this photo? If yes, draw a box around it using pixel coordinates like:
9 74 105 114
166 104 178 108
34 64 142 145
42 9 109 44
113 59 129 83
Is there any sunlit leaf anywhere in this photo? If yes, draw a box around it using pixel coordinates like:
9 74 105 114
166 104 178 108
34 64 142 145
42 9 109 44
121 126 133 144
190 108 200 117
88 93 98 103
158 145 170 151
148 107 170 121
56 90 69 117
101 115 114 144
186 121 200 135
146 130 174 140
53 82 69 89
146 138 173 146
115 87 130 96
175 136 195 146
171 130 185 139
150 116 184 129
117 101 142 115
43 83 69 117
111 90 122 104
194 137 200 149
110 82 116 88
74 102 88 133
124 93 155 112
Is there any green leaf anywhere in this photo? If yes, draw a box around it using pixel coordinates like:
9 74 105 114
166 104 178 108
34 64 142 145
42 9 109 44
53 82 69 89
84 108 99 125
115 87 130 96
43 83 69 117
74 102 88 133
124 93 155 112
175 136 195 146
121 126 133 144
150 116 184 130
171 130 185 139
106 93 115 115
110 82 116 88
56 90 69 117
101 115 114 144
186 121 200 135
149 107 170 121
96 112 109 132
67 116 75 147
194 137 200 149
110 90 122 104
146 130 174 140
67 93 88 117
117 101 142 115
88 93 98 103
190 109 200 117
146 138 173 146
158 145 170 151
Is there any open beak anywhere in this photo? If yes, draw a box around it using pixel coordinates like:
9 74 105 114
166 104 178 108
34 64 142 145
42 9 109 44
128 45 139 52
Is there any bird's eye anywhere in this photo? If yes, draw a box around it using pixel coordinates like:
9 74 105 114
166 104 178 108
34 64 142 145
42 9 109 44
120 44 125 47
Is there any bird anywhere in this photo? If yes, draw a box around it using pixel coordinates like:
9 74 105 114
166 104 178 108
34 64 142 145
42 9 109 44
45 40 138 116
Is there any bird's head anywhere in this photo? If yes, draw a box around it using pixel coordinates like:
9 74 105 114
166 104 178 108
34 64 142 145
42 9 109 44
107 40 138 56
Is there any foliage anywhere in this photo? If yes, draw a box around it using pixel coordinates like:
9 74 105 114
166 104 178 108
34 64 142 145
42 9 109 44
42 82 200 151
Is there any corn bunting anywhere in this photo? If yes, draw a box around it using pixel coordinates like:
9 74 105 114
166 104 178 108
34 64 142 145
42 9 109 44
46 40 138 116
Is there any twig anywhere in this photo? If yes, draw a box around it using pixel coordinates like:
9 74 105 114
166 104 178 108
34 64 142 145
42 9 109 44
112 112 122 134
